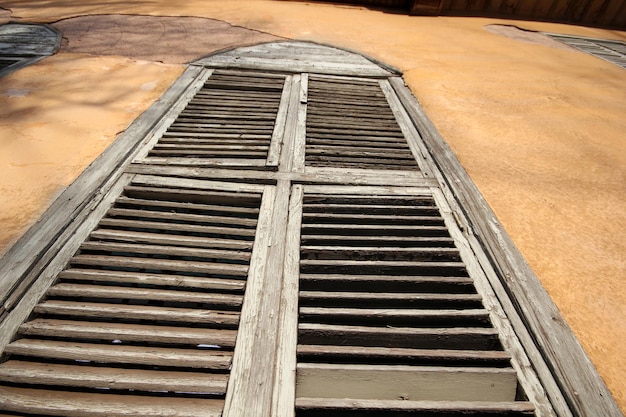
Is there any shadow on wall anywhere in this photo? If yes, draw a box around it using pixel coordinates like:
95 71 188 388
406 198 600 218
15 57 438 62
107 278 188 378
52 15 281 64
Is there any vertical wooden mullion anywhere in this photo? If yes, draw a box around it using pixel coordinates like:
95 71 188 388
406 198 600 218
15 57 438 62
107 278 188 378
223 180 291 417
279 75 301 172
293 74 308 173
271 184 303 417
267 75 294 168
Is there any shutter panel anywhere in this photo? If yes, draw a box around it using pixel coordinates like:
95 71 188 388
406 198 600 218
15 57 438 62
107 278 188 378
0 178 266 415
0 23 60 77
305 76 419 170
546 33 626 68
144 69 288 168
292 186 535 416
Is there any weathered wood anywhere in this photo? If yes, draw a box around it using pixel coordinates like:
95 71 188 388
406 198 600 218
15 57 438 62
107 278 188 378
0 361 227 394
391 76 613 416
0 176 133 353
0 386 224 417
296 363 518 401
79 241 252 261
196 41 396 77
96 218 256 239
0 23 61 78
46 283 243 307
299 273 473 293
224 184 288 417
271 185 304 417
19 319 237 347
58 268 246 290
298 322 501 350
6 338 232 369
296 397 535 414
297 344 511 366
299 307 490 326
34 300 240 327
89 229 253 251
267 75 292 167
69 255 249 277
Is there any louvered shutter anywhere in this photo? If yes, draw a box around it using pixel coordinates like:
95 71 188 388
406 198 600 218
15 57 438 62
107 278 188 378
2 42 612 417
0 23 60 77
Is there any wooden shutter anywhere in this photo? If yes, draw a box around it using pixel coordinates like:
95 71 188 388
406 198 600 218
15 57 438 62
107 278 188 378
1 41 616 417
0 176 266 415
293 186 534 415
0 23 60 77
546 33 626 69
144 70 288 168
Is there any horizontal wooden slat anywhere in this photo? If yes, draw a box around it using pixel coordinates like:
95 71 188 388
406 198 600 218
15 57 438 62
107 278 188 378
300 234 454 247
19 319 237 347
89 229 253 251
296 397 535 415
34 300 240 327
299 274 473 292
115 196 259 215
299 307 490 326
69 255 249 277
297 344 511 366
296 363 518 401
59 269 246 290
80 241 251 262
302 212 443 224
97 218 256 238
300 246 461 261
47 284 243 307
6 338 231 369
301 223 448 235
0 361 228 394
105 208 258 227
300 259 466 275
0 386 224 416
298 323 500 350
299 291 482 308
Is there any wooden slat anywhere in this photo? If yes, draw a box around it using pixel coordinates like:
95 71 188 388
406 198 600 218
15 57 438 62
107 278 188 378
299 307 490 326
46 283 243 307
297 344 511 366
300 291 480 301
298 323 501 350
300 259 466 275
0 386 224 417
59 269 246 291
296 397 535 414
299 274 473 292
5 338 232 369
80 241 251 261
97 218 256 238
0 361 228 394
69 255 249 277
296 363 518 401
89 229 253 251
34 300 240 327
19 319 237 347
300 246 460 261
